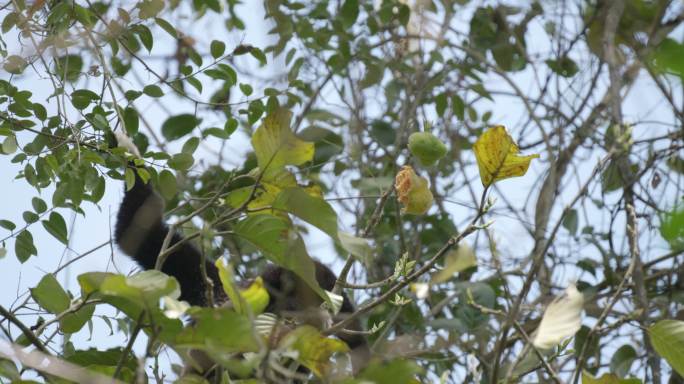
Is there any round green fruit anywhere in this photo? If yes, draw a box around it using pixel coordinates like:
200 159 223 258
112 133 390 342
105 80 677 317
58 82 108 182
408 132 448 166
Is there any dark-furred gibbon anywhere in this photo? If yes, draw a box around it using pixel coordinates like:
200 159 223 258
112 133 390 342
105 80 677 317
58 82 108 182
112 133 368 378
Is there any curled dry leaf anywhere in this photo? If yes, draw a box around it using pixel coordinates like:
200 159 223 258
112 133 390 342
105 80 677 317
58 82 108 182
395 165 433 215
473 125 539 186
532 283 584 350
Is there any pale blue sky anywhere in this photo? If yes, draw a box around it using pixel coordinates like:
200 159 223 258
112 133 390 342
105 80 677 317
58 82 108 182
1 1 682 381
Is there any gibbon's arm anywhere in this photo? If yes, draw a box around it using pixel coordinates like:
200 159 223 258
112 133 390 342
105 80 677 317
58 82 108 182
113 133 220 306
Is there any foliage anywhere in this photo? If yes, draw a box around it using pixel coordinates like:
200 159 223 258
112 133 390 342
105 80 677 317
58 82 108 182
1 0 684 383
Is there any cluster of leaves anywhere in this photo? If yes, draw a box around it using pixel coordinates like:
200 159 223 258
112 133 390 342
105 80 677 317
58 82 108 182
1 0 684 383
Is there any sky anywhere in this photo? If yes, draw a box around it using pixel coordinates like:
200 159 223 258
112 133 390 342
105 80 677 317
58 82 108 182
1 1 682 382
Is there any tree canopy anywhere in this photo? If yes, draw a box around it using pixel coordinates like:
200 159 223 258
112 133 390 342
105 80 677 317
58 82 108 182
1 0 684 383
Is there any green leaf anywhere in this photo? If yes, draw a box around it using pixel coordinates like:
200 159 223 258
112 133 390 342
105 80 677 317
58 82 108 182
652 38 684 78
125 168 136 191
581 371 642 383
0 219 16 231
435 93 448 117
2 12 18 33
32 197 47 213
234 215 290 259
123 106 139 135
204 64 237 84
60 303 95 333
610 344 637 378
31 274 71 314
203 0 221 12
3 55 27 74
239 83 253 96
78 271 182 341
55 55 83 82
202 127 230 139
298 126 344 166
357 359 423 383
90 176 106 203
660 206 684 250
224 118 238 136
23 211 39 223
32 103 47 120
251 108 314 177
340 0 359 28
234 214 324 299
174 308 259 355
181 137 200 155
452 94 465 121
337 231 372 262
649 320 684 377
71 89 100 110
601 161 637 193
370 120 395 146
111 56 132 76
563 209 579 235
249 47 267 66
64 348 137 381
135 25 153 52
272 188 338 238
546 56 579 78
186 76 203 93
167 153 194 170
137 0 164 19
154 17 177 38
158 170 177 201
15 230 37 263
124 90 143 101
161 114 200 141
2 135 18 154
42 211 68 245
0 357 19 380
359 62 383 89
210 40 226 59
143 84 164 98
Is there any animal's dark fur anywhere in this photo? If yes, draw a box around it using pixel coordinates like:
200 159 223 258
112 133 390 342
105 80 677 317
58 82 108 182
114 167 366 352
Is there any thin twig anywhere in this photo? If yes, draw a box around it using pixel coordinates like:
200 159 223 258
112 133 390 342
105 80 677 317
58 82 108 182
0 305 47 353
326 186 489 335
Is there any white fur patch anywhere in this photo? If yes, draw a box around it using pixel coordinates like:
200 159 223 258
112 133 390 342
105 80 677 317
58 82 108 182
114 131 141 157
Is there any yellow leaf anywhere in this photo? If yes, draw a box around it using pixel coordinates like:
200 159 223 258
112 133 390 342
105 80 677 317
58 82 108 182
251 109 314 178
223 169 324 221
395 166 433 215
215 259 270 315
240 276 270 315
280 325 349 377
473 126 539 186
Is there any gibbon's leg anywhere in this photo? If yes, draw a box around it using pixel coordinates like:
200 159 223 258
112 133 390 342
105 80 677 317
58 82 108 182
113 132 220 306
